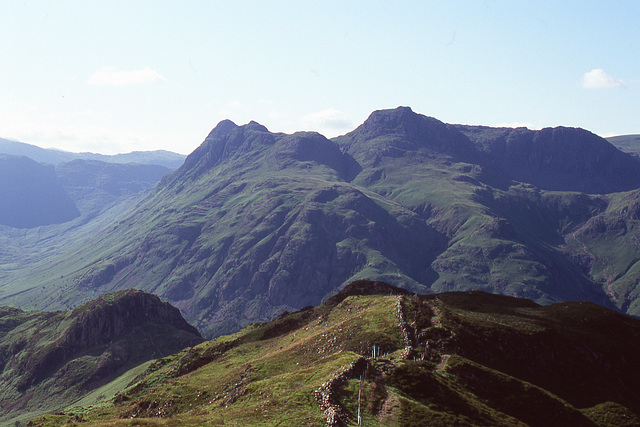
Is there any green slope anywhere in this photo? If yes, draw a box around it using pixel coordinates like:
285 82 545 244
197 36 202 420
29 281 640 426
0 290 203 426
607 134 640 158
2 107 640 338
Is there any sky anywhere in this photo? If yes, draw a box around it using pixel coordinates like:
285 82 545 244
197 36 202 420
1 1 638 155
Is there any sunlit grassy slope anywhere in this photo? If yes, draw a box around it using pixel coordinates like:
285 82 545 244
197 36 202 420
30 281 640 426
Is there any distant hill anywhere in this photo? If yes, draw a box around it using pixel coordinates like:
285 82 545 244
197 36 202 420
0 155 172 229
607 134 640 158
0 137 186 169
2 107 640 339
0 154 80 228
0 289 203 425
56 159 172 219
28 281 640 426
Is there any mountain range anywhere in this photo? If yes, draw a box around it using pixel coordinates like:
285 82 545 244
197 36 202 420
2 107 640 340
3 107 640 424
0 137 186 169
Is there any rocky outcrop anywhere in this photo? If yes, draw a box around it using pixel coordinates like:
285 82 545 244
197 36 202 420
0 290 203 424
65 289 201 348
457 124 640 193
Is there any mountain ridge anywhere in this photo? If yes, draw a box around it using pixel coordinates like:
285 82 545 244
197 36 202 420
2 107 640 339
27 280 640 426
0 137 186 169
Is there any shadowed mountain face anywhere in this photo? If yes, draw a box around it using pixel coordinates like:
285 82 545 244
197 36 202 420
456 125 640 193
3 107 640 339
27 282 640 426
0 156 172 229
0 155 80 228
0 289 203 425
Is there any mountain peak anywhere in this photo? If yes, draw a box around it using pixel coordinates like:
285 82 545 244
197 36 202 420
358 106 432 139
351 106 463 145
0 290 202 423
246 120 269 132
172 119 274 182
336 107 474 164
68 289 202 345
205 119 238 140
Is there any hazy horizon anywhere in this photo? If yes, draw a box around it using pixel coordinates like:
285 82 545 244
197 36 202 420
2 1 638 155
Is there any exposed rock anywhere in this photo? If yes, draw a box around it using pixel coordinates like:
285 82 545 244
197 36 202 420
0 290 203 424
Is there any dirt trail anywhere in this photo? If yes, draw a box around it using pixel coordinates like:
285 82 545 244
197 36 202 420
437 354 451 371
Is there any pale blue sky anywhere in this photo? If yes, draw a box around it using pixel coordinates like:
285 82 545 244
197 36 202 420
1 1 638 154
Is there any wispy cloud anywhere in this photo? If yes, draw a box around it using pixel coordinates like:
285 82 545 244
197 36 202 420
581 69 624 89
300 108 353 137
88 67 166 86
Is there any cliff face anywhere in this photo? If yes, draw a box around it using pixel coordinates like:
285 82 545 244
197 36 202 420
454 125 640 194
0 289 203 425
64 290 201 348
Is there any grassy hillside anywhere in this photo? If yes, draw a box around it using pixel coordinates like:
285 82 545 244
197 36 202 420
29 281 640 426
0 290 203 426
607 134 640 158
